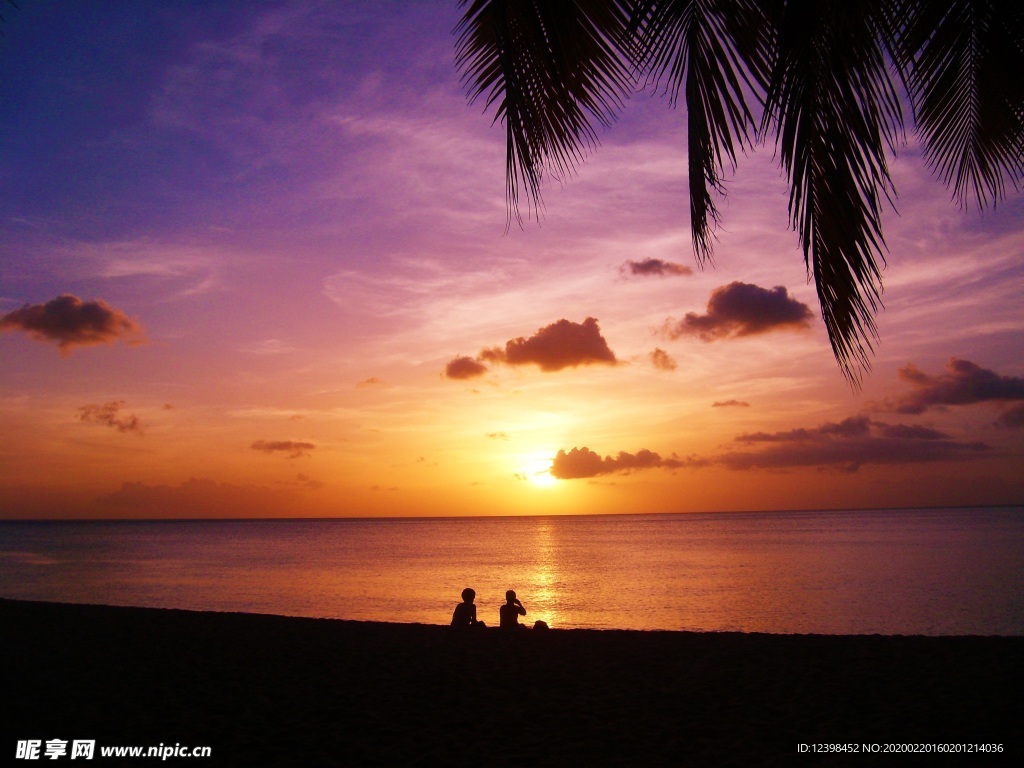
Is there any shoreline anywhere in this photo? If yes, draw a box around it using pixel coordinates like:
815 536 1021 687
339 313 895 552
4 598 1021 765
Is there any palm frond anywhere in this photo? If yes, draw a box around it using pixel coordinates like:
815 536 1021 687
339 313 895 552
895 0 1024 208
632 0 771 265
762 0 904 385
454 0 634 225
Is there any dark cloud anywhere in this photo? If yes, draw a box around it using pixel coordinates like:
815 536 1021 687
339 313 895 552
357 377 383 388
0 294 143 354
78 401 143 434
446 318 618 379
486 431 509 440
550 446 703 479
554 414 993 480
98 477 296 517
712 399 750 408
663 282 814 340
650 347 677 371
445 355 488 380
480 317 617 372
894 358 1024 414
995 404 1024 430
251 440 315 459
721 416 989 472
735 415 873 443
620 258 693 278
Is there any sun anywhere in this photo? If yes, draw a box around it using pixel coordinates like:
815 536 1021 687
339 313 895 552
520 456 558 488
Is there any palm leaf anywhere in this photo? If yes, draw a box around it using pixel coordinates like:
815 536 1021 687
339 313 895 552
895 0 1024 208
632 0 771 265
762 0 904 384
455 0 634 225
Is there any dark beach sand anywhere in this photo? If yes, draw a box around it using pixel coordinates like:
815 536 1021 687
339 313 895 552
3 599 1020 766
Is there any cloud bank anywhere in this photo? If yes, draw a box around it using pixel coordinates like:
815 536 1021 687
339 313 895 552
445 317 617 379
721 416 989 472
551 447 702 479
663 282 813 340
251 440 316 459
0 295 142 354
553 415 991 479
98 477 296 517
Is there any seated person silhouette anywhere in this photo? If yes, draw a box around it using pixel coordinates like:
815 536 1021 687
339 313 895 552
499 589 527 630
451 587 485 628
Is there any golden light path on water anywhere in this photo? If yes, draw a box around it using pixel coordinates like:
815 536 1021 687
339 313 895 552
1 510 1022 634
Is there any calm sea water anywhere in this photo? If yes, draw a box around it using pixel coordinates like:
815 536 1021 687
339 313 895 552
1 508 1021 635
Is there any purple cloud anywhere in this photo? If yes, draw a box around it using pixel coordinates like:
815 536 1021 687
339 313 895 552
481 317 617 372
721 416 989 472
895 359 1024 414
663 282 813 340
620 258 693 278
446 318 618 379
1 295 143 354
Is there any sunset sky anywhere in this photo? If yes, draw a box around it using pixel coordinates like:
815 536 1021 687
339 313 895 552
2 1 1022 519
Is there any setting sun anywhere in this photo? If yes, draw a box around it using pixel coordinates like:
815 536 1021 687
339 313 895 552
520 455 558 488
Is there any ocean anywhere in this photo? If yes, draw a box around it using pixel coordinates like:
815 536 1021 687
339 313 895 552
1 507 1021 635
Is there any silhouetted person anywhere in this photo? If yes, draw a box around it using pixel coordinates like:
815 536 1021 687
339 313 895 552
451 587 485 628
499 589 527 630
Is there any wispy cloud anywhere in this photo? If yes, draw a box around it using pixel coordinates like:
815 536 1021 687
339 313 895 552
251 439 316 459
92 241 224 299
649 347 677 371
240 339 296 356
78 401 143 434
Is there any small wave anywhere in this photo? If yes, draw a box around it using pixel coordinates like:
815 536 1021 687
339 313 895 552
0 550 59 566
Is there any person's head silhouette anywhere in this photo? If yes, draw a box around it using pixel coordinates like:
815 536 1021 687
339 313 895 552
462 588 476 603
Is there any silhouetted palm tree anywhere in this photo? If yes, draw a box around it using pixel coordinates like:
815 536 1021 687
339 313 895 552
455 0 1023 383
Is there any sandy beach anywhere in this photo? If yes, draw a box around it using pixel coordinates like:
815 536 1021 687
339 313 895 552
3 598 1019 765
